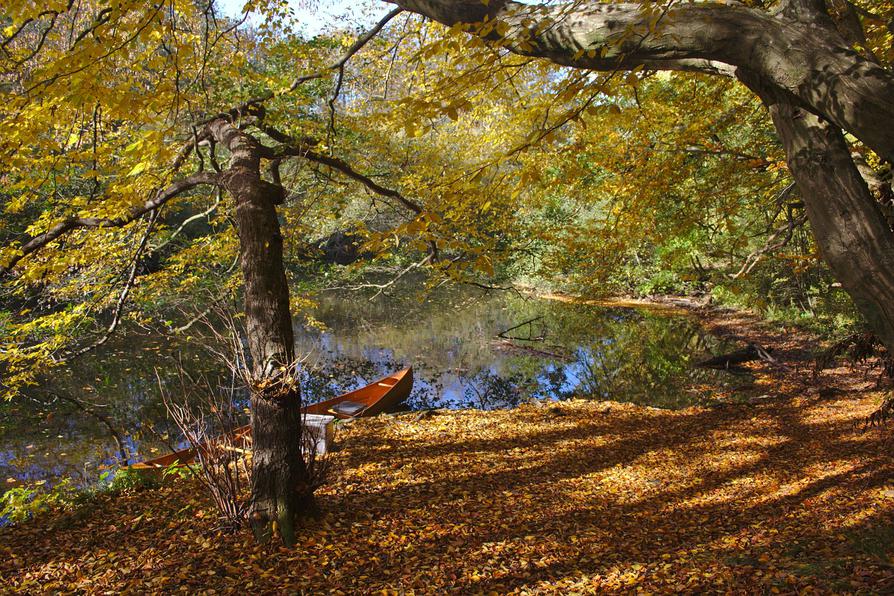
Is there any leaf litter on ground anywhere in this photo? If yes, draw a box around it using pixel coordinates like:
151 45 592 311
2 301 894 593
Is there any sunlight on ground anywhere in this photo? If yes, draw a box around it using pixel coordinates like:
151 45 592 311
2 391 893 592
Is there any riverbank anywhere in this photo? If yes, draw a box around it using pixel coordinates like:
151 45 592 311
3 397 893 591
2 301 893 593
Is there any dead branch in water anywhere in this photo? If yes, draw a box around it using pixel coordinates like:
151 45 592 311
497 316 545 341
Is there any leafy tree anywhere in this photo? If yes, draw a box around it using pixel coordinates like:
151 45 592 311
3 0 894 544
389 0 894 351
0 1 420 543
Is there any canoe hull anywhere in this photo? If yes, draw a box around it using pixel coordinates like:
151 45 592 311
305 367 413 418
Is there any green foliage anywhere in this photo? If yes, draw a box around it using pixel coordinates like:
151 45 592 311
161 463 194 482
0 465 179 525
709 267 860 335
1 478 76 523
100 467 161 493
633 268 688 297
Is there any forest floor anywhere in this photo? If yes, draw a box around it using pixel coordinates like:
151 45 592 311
2 299 894 593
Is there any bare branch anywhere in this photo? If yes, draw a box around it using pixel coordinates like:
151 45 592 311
732 194 807 279
196 8 403 128
152 189 223 253
43 390 129 465
287 7 404 92
322 254 432 299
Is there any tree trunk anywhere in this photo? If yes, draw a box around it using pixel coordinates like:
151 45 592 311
210 119 311 545
766 102 894 352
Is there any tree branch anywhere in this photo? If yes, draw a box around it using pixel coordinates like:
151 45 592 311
287 7 404 92
197 8 403 128
0 172 218 277
60 209 160 363
258 123 423 214
321 254 432 299
151 189 223 253
44 390 129 465
732 203 807 279
388 0 894 161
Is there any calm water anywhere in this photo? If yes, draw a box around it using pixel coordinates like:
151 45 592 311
0 286 749 489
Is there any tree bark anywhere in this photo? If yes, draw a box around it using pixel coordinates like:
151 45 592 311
764 102 894 352
738 64 894 350
388 0 894 161
209 119 310 545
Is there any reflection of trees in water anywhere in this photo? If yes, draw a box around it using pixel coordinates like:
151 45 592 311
537 367 575 401
298 355 402 403
553 314 746 409
160 295 747 416
4 283 751 486
300 285 531 375
463 370 526 410
403 377 445 411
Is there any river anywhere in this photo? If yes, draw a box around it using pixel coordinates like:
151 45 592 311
0 285 749 489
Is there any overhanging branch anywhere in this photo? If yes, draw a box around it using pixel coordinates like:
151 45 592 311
388 0 894 162
257 123 423 214
0 171 218 277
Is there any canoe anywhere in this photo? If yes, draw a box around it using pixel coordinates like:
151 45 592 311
304 366 413 419
129 367 412 475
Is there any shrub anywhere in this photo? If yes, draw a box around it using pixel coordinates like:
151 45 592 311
1 478 77 523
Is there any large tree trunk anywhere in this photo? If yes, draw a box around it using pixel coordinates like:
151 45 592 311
765 102 894 352
210 119 311 545
738 64 894 350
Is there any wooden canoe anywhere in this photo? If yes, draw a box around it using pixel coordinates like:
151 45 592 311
129 367 412 475
304 366 413 419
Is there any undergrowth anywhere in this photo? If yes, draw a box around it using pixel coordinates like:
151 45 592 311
0 464 185 525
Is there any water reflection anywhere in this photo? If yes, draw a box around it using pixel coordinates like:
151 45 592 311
1 285 748 488
295 290 745 411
